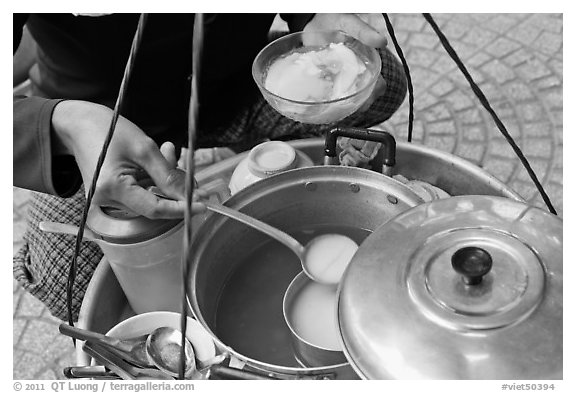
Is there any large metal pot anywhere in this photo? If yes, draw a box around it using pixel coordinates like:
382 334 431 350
187 164 424 379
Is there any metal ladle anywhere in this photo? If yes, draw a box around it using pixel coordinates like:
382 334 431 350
204 202 356 285
145 327 196 378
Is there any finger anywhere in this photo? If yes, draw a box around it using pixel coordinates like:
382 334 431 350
356 14 388 39
178 147 188 170
113 184 209 219
337 14 387 48
135 147 187 201
160 142 178 167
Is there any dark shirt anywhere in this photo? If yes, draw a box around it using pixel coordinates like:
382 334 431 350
13 13 313 196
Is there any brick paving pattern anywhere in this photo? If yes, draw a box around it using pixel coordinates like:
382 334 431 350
12 13 563 379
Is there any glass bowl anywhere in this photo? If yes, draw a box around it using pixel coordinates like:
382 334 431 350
252 30 382 124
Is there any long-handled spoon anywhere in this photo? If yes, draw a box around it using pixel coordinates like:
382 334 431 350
59 324 152 368
204 201 357 285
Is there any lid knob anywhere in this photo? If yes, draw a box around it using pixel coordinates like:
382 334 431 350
451 246 493 285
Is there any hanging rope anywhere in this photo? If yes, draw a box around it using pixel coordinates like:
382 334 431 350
66 14 149 330
383 13 414 143
422 13 556 215
179 13 204 380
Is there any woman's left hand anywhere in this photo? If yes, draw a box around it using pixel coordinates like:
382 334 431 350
304 13 388 49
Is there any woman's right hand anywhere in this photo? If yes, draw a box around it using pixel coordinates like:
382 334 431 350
51 100 205 219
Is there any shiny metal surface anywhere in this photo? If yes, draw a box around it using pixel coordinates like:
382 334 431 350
338 196 562 379
188 166 423 379
87 204 181 244
283 272 348 367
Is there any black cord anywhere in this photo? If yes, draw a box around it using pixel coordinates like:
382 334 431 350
179 13 204 380
422 13 556 215
66 14 149 331
383 13 414 143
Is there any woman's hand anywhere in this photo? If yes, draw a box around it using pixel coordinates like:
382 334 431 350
51 100 205 219
304 13 388 49
305 14 389 168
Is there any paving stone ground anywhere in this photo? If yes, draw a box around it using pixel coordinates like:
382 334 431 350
12 13 563 379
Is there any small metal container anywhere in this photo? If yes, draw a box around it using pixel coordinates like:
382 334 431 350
86 206 184 314
283 272 347 367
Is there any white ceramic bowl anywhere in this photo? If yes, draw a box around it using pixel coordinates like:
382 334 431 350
106 311 217 368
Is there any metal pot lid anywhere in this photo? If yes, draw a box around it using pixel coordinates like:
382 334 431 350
87 205 181 244
338 196 562 379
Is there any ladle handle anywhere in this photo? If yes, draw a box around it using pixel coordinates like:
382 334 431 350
324 127 396 175
59 324 124 350
63 366 120 379
39 221 100 242
208 364 278 380
205 202 305 258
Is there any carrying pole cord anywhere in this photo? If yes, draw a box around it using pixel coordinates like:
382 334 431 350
422 13 556 215
66 14 149 331
383 13 414 143
179 13 204 380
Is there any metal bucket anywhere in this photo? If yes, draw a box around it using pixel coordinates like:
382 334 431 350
187 166 423 379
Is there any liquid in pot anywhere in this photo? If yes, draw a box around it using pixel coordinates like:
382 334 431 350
215 224 371 367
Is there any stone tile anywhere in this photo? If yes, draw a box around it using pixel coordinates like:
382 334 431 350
515 57 553 81
18 319 61 355
37 369 58 380
395 14 426 32
483 14 522 34
43 329 77 363
481 60 517 84
460 124 487 141
489 141 517 159
462 26 498 48
423 104 452 122
435 20 469 39
429 78 456 97
506 21 543 46
502 81 534 101
424 135 457 154
16 292 46 318
13 290 22 317
528 14 563 34
541 89 563 111
430 54 459 74
553 148 563 170
502 47 534 68
548 109 563 127
13 352 45 379
533 75 562 90
532 31 563 57
13 318 27 347
485 37 523 58
445 90 475 111
458 108 484 124
481 158 517 183
522 122 553 138
466 51 494 68
516 102 547 123
509 180 538 201
426 120 457 135
547 58 563 76
549 168 563 184
455 142 486 164
521 139 554 159
407 48 440 68
409 32 439 49
514 159 550 183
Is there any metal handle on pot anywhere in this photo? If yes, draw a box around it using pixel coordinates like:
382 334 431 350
207 364 279 380
324 127 396 176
